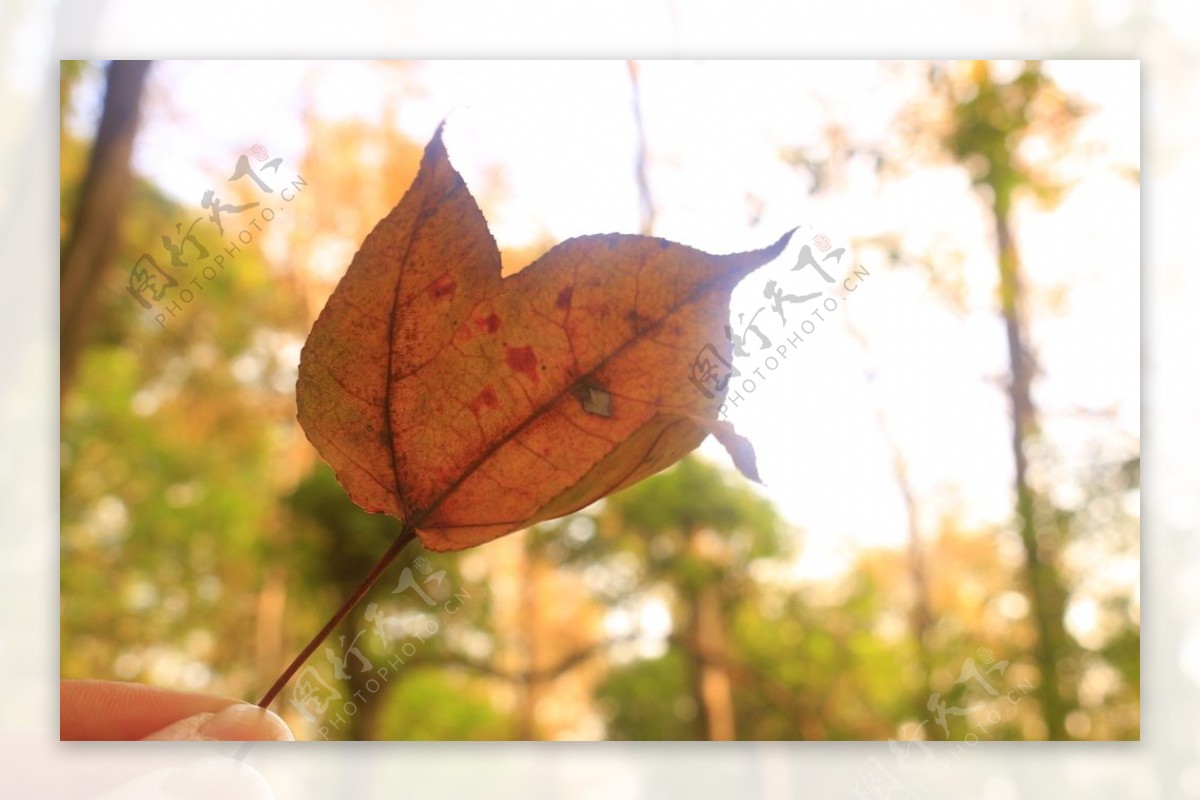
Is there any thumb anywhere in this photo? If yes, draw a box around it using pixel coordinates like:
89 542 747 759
142 702 294 741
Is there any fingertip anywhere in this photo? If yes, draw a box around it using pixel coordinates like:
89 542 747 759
200 704 294 741
143 704 294 741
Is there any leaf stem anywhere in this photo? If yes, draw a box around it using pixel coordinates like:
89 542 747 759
256 527 418 710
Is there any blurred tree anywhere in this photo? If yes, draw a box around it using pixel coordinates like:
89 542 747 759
61 60 151 398
59 144 306 702
779 59 1137 741
549 455 793 740
59 62 425 721
846 318 936 729
928 60 1085 739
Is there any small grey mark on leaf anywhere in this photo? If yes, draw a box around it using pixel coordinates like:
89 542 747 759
575 383 613 418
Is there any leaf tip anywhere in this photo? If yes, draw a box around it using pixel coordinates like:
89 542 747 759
691 418 762 484
767 227 799 261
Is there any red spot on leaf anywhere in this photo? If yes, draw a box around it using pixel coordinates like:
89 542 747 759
505 345 539 384
476 312 501 334
556 286 573 311
428 274 457 301
469 384 499 416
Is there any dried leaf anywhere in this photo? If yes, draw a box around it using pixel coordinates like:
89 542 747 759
297 124 791 551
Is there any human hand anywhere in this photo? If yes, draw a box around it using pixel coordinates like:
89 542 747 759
61 680 294 741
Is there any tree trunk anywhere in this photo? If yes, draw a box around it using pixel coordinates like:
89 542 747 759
340 617 382 740
890 430 936 732
688 582 736 740
61 60 151 398
255 565 288 692
516 536 540 738
682 522 736 741
993 206 1068 740
626 60 655 237
849 319 936 732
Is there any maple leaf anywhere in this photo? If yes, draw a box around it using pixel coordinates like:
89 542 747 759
259 123 792 712
297 123 792 552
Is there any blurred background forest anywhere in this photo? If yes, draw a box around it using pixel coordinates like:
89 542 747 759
59 60 1139 741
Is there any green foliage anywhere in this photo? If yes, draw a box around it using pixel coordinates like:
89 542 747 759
376 670 516 740
596 648 698 740
286 463 407 588
600 455 790 589
940 61 1084 215
59 110 306 692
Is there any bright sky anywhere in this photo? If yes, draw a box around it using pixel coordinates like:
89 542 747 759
74 59 1139 585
